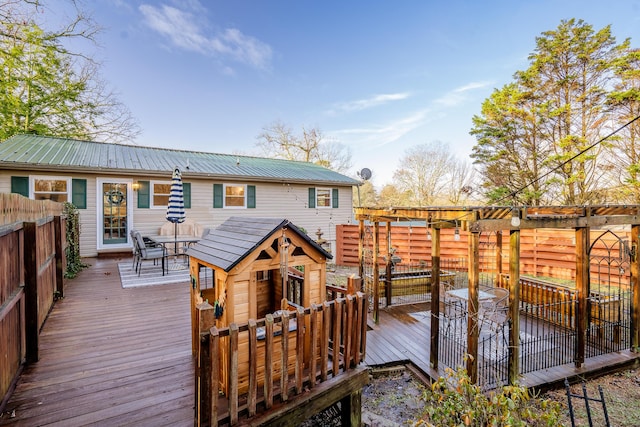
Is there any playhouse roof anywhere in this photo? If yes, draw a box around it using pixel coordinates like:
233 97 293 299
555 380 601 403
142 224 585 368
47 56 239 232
188 217 332 271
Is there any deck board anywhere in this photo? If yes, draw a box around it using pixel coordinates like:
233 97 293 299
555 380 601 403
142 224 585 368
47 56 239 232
364 301 640 390
2 258 639 426
0 257 194 427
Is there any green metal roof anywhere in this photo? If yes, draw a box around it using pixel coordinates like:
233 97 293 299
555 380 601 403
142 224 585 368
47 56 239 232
0 134 359 186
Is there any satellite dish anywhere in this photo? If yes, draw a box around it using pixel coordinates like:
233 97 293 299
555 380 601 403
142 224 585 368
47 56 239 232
358 168 372 181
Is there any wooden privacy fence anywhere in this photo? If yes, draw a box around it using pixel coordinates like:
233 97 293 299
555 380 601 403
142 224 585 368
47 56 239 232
195 293 369 426
336 224 631 283
0 194 66 410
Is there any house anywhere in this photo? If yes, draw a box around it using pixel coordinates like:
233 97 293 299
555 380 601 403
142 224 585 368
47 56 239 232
0 134 359 257
187 216 332 394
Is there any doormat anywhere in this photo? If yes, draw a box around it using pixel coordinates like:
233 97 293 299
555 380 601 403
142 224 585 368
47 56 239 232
118 262 190 288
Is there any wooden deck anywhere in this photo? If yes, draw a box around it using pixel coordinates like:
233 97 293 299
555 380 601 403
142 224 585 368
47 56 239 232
2 258 638 426
0 257 194 426
364 302 640 390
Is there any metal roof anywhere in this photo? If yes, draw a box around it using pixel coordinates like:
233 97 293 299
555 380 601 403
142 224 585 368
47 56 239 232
0 134 359 186
188 217 332 271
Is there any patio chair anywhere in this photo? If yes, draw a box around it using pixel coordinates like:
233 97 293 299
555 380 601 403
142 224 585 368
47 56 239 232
479 287 509 342
130 229 140 269
133 231 167 276
130 229 163 268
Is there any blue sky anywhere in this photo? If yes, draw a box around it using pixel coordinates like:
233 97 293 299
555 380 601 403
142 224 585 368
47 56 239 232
62 0 640 187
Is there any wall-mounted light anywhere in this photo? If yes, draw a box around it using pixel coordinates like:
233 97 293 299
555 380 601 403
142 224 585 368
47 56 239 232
454 222 460 241
132 182 140 192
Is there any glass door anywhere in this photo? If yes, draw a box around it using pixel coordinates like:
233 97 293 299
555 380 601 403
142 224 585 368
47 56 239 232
98 180 132 247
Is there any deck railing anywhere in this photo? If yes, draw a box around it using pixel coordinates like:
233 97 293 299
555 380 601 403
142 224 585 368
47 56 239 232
195 292 368 426
498 274 624 330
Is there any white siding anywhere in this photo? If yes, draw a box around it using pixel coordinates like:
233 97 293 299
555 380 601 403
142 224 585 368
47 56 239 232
0 171 353 257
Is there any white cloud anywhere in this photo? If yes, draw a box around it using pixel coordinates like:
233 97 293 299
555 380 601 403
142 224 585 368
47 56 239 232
333 109 430 148
331 92 411 114
434 81 492 107
139 2 272 70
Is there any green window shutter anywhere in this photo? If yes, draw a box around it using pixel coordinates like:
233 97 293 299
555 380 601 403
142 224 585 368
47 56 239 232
213 184 223 208
71 179 87 209
138 181 150 208
11 176 29 197
183 182 191 208
308 188 316 209
332 188 339 208
247 185 256 208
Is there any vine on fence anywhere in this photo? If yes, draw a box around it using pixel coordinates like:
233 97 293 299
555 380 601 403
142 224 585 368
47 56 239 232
63 202 88 278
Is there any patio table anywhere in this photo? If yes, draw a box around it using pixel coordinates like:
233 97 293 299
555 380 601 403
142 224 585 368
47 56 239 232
147 234 201 270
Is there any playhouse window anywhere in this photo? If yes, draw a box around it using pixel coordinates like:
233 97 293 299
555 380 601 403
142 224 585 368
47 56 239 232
286 266 304 307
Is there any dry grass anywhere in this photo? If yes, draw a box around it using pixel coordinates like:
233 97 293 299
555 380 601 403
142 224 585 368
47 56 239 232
543 366 640 427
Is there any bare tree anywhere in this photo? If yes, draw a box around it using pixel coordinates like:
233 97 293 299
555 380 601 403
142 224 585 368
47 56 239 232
256 120 352 172
446 158 478 205
392 141 454 206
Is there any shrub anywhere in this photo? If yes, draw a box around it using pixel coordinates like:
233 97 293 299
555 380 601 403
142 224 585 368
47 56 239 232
412 366 563 426
63 202 89 279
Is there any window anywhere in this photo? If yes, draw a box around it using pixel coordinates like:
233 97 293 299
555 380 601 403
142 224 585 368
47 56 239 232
151 181 171 208
316 188 331 207
31 176 72 202
309 187 338 208
225 184 245 207
286 266 305 307
213 184 256 208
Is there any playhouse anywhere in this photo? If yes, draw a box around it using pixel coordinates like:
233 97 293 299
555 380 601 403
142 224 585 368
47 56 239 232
187 216 333 394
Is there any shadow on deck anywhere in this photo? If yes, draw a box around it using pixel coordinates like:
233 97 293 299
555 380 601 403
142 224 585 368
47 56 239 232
364 302 640 391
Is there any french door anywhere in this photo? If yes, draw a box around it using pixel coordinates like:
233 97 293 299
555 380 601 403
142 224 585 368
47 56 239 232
97 179 133 249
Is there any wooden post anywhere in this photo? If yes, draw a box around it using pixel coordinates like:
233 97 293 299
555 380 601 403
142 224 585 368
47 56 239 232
54 215 65 298
248 319 258 416
264 314 275 408
344 295 354 370
358 220 365 280
280 311 289 401
495 231 503 287
631 225 639 351
210 327 219 427
430 226 441 370
340 389 363 427
347 275 360 295
309 304 319 387
321 302 331 381
295 308 305 394
508 228 520 384
195 301 214 426
332 299 343 376
467 230 480 384
575 226 589 367
23 222 38 364
385 222 392 307
229 323 239 425
372 221 380 324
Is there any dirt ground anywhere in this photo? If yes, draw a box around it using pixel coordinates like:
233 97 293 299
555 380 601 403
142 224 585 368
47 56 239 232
359 364 640 426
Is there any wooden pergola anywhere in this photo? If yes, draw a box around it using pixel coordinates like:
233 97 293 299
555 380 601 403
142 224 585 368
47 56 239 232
354 205 640 384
